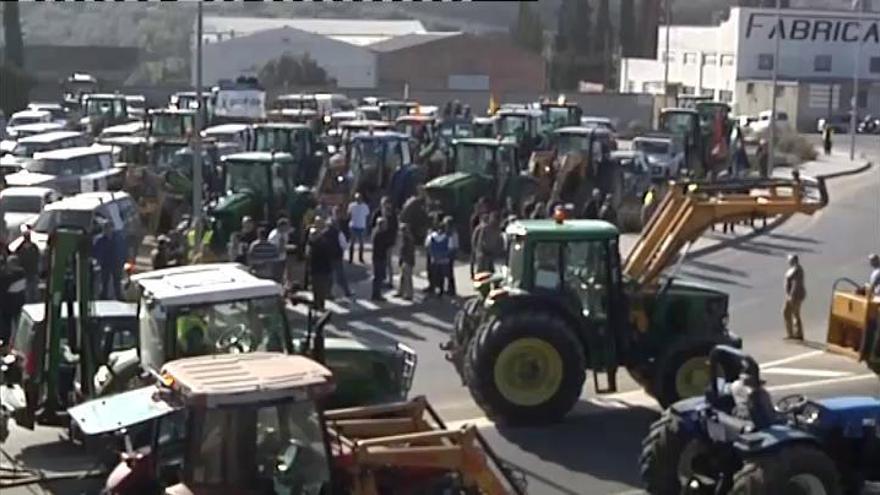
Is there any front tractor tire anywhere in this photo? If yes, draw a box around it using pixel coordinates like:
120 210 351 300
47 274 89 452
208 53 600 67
730 445 841 495
640 412 712 495
464 311 585 425
656 345 714 408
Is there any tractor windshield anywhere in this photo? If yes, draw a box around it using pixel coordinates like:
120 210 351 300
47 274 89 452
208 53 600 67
530 240 610 320
151 114 194 139
254 129 301 156
456 144 496 176
554 134 590 157
498 115 528 138
633 140 671 155
187 399 329 493
153 143 188 170
225 160 270 196
659 113 694 137
544 107 573 129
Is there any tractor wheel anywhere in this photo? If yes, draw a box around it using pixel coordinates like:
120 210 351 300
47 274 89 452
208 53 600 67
730 445 841 495
656 345 713 408
453 297 481 347
640 412 712 495
464 311 585 425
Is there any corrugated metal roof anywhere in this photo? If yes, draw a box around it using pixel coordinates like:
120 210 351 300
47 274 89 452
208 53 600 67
368 32 461 52
203 16 426 42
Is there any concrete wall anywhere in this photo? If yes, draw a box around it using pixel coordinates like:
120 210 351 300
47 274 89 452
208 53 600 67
734 80 801 127
198 26 377 89
376 34 546 93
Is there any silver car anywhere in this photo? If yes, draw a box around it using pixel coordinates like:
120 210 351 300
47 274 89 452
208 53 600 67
5 145 123 195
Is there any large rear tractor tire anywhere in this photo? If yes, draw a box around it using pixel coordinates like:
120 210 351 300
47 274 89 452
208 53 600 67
464 311 585 425
640 412 713 495
730 445 841 495
656 345 714 408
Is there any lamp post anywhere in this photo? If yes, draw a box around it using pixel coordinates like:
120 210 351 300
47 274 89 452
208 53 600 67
193 1 204 234
850 0 865 161
767 3 781 178
662 0 672 103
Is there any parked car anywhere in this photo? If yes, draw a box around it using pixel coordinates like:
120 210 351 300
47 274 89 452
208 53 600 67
749 110 792 138
0 186 61 236
857 115 880 134
632 135 685 178
0 131 90 175
817 114 852 134
9 191 144 266
5 110 53 139
5 145 122 195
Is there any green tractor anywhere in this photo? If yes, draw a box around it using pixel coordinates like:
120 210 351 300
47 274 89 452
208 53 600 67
496 108 545 162
445 177 829 425
424 138 537 251
540 101 583 134
209 151 316 252
78 93 130 137
250 122 325 186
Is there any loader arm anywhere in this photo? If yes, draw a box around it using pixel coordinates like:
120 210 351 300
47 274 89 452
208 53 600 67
325 396 526 495
624 176 828 288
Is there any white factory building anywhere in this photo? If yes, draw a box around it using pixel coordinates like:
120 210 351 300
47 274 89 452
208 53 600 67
620 5 880 131
194 16 429 89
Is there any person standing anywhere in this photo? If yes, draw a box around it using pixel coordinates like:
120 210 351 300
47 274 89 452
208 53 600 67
371 197 398 287
371 217 394 301
868 253 880 295
470 214 487 278
93 223 121 300
822 124 833 156
783 254 806 340
396 223 415 301
15 228 40 303
399 186 429 247
425 222 451 297
247 227 281 281
237 216 257 264
307 217 333 311
598 194 618 226
473 212 504 274
443 216 459 297
731 138 750 177
582 188 603 219
756 139 770 177
151 235 172 270
269 217 293 287
327 209 352 298
347 193 370 264
640 186 658 230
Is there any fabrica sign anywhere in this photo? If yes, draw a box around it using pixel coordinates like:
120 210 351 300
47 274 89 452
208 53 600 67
745 12 880 44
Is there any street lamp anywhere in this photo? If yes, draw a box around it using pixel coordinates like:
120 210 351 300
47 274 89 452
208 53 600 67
193 1 204 234
768 3 781 178
663 0 672 103
850 0 865 161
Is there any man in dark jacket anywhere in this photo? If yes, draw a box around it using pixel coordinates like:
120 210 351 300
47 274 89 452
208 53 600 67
399 186 429 244
582 188 603 219
371 217 394 301
93 223 120 300
598 194 618 226
371 197 398 287
15 229 40 303
307 217 334 311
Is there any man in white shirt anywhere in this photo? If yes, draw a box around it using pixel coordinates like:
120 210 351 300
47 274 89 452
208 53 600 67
347 193 370 264
268 217 292 286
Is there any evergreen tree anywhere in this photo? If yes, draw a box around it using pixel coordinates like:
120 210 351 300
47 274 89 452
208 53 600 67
3 2 24 68
510 3 544 54
620 0 636 57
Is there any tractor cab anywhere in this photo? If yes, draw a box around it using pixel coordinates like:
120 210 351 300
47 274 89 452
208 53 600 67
71 353 336 495
347 131 415 206
472 116 497 139
148 108 196 142
395 114 436 144
379 100 419 123
337 120 392 150
267 109 322 134
62 72 98 111
658 108 705 174
273 93 320 112
496 108 544 160
80 94 129 136
251 123 323 186
540 101 583 133
170 91 215 126
549 127 620 210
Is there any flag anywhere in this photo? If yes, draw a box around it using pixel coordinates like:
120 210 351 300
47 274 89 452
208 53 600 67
488 92 499 115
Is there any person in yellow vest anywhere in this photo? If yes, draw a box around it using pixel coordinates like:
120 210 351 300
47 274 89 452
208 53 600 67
640 185 658 229
186 218 216 264
177 311 208 357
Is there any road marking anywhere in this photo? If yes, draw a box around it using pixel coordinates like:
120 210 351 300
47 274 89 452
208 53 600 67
759 350 824 368
761 367 853 378
357 299 380 311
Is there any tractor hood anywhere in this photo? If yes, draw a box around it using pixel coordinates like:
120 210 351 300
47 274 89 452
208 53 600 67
425 171 482 191
210 190 255 217
664 279 728 298
67 385 179 436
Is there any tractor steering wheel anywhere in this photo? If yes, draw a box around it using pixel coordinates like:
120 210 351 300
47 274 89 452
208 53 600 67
774 394 809 415
216 324 254 354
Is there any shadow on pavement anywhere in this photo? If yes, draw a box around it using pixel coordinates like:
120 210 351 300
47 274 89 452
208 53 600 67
680 270 752 288
685 259 749 278
492 404 658 493
766 232 821 245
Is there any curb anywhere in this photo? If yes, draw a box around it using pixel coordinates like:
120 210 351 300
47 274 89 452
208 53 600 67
815 161 873 180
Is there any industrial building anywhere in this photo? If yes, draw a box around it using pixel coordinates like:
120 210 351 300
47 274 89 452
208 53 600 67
620 5 880 131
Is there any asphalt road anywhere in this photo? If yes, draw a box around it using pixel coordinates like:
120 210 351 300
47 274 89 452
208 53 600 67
2 139 879 494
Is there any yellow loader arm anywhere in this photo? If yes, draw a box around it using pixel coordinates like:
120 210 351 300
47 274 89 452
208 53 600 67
325 396 527 495
624 176 828 288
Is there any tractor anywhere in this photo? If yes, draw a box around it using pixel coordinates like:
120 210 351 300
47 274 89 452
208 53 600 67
539 100 583 134
640 345 880 495
78 94 131 137
70 352 524 495
249 122 325 185
378 100 419 122
495 108 545 163
444 176 829 425
424 138 537 251
659 106 730 178
62 72 99 111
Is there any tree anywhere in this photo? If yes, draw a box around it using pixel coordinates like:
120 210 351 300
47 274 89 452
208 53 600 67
258 52 332 91
0 64 33 115
620 0 636 57
3 2 24 68
510 3 544 54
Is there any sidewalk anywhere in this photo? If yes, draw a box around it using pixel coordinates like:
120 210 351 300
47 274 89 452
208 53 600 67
773 150 872 180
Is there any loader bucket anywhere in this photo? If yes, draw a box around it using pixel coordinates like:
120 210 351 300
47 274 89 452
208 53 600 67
826 277 880 362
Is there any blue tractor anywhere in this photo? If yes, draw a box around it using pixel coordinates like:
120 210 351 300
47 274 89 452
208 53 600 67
640 346 880 495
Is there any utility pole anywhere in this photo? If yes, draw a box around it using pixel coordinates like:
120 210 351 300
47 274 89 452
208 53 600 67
193 1 204 235
663 0 672 104
768 3 781 178
850 0 864 161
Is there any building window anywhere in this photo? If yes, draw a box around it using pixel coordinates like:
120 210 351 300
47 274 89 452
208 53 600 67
719 90 733 103
858 89 868 108
721 54 735 66
662 51 675 63
814 55 832 72
757 54 774 71
746 82 755 94
703 53 718 66
776 86 785 97
870 57 880 73
682 85 696 95
684 52 699 65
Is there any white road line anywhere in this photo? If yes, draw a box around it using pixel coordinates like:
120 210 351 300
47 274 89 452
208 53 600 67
410 312 454 329
324 300 351 315
357 299 380 311
761 367 853 378
759 350 824 368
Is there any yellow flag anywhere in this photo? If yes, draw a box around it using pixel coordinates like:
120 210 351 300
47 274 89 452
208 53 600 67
488 92 499 115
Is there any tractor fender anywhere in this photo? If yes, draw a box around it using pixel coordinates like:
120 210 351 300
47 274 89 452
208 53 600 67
733 425 822 457
487 293 588 352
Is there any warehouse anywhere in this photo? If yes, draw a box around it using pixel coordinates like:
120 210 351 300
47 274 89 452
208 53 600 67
194 16 428 89
620 5 880 131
